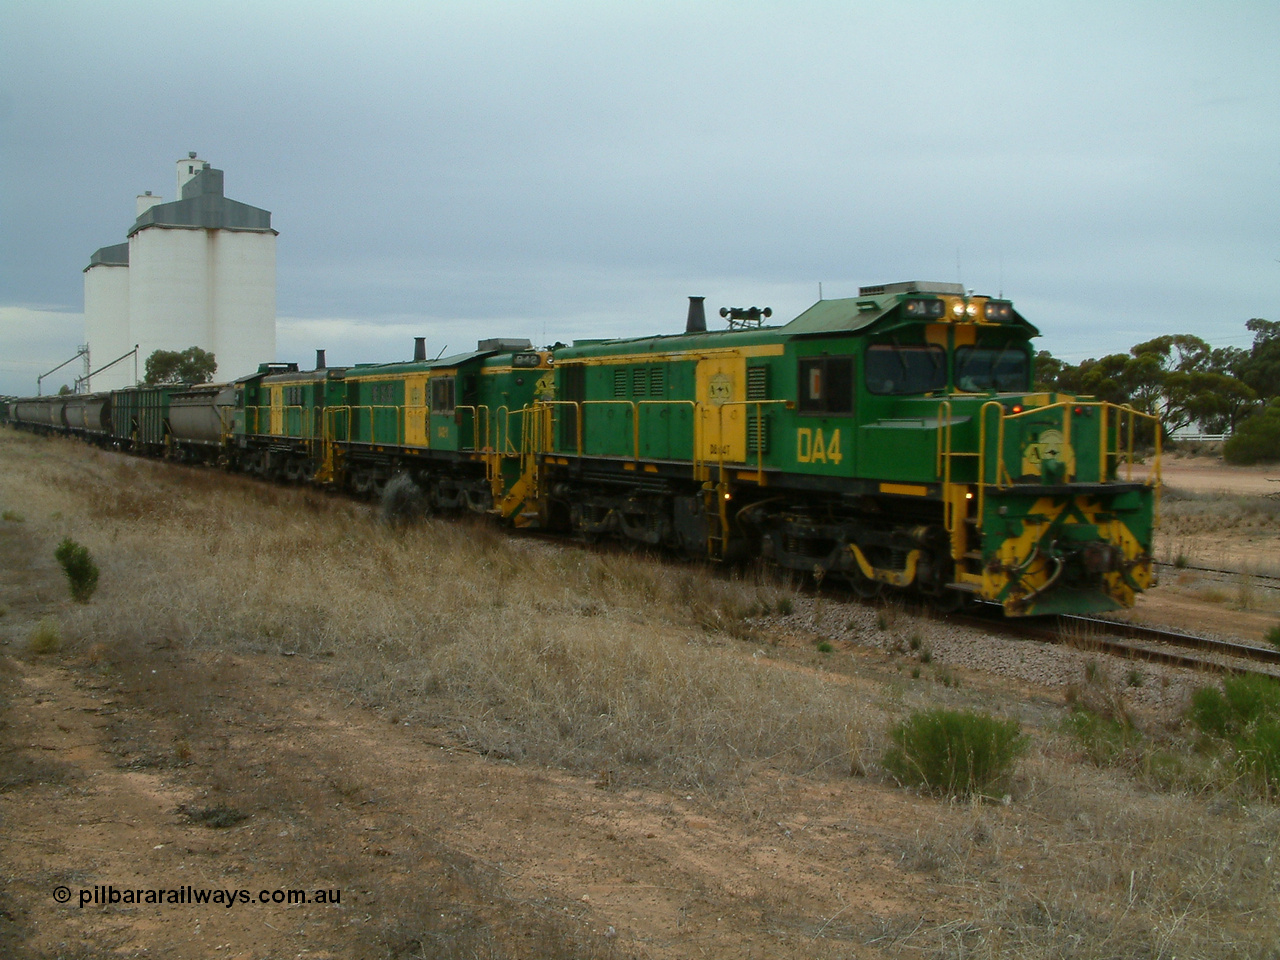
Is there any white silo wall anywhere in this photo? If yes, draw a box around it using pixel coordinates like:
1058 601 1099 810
128 227 216 367
83 263 132 391
210 230 276 381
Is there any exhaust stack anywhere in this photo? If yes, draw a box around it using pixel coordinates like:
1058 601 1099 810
315 349 326 370
414 337 427 362
685 296 706 334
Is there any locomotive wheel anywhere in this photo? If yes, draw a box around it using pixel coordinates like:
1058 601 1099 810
848 571 880 600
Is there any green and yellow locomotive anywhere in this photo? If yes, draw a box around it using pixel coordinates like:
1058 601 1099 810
500 281 1160 616
230 338 554 514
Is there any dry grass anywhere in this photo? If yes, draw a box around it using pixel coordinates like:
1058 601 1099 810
1158 486 1280 576
25 616 61 655
886 769 1280 959
5 427 1280 958
1 430 844 790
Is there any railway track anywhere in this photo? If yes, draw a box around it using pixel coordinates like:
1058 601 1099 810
1153 559 1280 585
551 534 1280 680
952 607 1280 678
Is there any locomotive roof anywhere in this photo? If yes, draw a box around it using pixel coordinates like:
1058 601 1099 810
784 293 1038 337
783 297 890 335
560 324 784 358
343 343 537 376
558 286 1036 358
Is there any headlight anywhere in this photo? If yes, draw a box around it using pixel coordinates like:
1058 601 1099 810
984 301 1013 321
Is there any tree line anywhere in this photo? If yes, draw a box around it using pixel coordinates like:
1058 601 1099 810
1034 318 1280 464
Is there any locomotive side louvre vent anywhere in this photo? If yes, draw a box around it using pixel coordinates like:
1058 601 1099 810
613 368 627 398
649 367 665 396
747 414 770 454
632 367 648 397
746 365 769 400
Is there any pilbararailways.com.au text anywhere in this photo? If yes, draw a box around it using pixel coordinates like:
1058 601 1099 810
56 885 342 909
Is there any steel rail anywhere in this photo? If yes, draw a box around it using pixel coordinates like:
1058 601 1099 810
1152 560 1280 585
949 607 1280 677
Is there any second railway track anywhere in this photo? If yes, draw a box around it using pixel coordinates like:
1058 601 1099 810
950 608 1280 678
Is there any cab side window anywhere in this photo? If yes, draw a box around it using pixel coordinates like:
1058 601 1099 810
431 377 455 414
798 357 854 414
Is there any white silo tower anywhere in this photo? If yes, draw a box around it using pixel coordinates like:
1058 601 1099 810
127 156 276 382
83 154 277 389
83 242 132 391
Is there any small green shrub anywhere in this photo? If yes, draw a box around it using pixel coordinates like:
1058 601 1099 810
1190 674 1280 739
1 509 22 522
882 709 1027 800
814 640 833 654
54 537 99 603
1237 719 1280 792
1065 707 1141 765
1267 624 1280 650
27 617 61 655
1189 674 1280 793
775 597 793 616
1173 553 1189 569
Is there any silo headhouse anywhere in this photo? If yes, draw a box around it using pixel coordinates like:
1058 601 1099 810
83 153 277 390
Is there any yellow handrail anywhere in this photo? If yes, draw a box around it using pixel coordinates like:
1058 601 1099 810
710 399 790 483
937 399 1163 529
453 404 488 451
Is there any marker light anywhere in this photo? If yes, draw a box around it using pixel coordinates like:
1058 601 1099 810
984 301 1013 321
1010 404 1024 413
965 492 974 500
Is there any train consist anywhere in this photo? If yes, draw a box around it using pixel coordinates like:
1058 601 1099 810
6 281 1161 616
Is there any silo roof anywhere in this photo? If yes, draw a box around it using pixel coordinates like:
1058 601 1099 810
127 166 274 237
85 242 130 270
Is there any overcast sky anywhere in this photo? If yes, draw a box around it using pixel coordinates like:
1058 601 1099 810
2 0 1277 395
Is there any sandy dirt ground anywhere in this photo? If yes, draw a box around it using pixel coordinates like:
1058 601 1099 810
1157 456 1280 497
2 452 1278 959
1150 456 1280 578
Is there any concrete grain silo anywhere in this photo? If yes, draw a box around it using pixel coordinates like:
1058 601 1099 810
83 242 132 390
82 153 277 390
